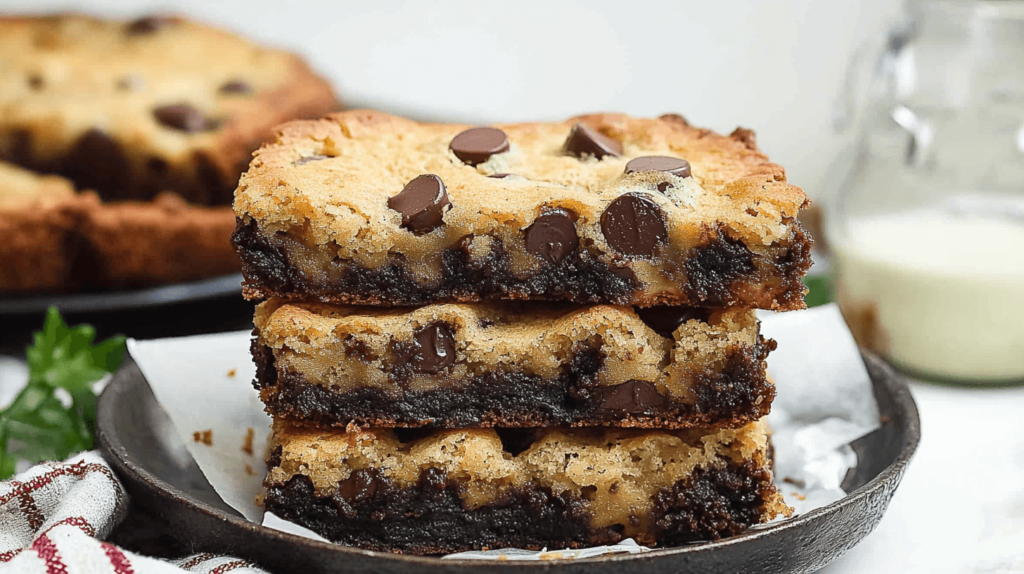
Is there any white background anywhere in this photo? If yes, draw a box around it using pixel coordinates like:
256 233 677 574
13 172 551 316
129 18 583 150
12 2 1021 573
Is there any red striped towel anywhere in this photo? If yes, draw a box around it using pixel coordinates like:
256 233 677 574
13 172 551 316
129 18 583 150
0 452 267 573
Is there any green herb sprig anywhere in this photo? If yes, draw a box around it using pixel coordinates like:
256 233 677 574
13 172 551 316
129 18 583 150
0 307 126 478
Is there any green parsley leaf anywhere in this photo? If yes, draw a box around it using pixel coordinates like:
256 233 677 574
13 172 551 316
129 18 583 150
0 307 126 478
803 274 834 308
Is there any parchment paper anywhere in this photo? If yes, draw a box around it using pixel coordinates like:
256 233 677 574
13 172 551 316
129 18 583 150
127 302 879 559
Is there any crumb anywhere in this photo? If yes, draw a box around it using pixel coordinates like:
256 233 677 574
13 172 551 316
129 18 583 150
227 368 237 378
783 476 805 488
193 429 213 446
242 427 255 455
245 464 255 476
790 492 807 501
880 414 891 424
254 492 265 507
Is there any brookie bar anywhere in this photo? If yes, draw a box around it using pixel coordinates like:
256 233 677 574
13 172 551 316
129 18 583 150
233 111 812 310
262 418 789 554
252 298 775 429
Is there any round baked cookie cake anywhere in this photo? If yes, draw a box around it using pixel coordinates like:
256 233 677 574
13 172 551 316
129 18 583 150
0 161 242 292
0 14 338 293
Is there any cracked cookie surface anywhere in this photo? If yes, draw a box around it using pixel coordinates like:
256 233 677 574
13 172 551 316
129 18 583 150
233 111 812 309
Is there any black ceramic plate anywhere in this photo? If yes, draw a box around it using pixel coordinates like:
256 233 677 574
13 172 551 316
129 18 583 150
0 274 242 315
97 352 919 574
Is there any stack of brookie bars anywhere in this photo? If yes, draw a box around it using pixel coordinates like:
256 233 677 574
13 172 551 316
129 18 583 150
232 110 813 553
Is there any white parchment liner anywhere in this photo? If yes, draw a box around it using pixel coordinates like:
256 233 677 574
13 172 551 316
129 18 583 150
127 303 879 560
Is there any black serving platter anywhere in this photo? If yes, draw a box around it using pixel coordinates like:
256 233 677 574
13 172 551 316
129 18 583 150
97 351 919 574
0 274 243 315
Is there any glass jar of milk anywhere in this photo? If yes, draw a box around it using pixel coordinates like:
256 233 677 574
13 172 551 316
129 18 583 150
830 0 1024 384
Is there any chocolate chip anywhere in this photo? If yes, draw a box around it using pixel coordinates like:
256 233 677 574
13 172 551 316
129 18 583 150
488 173 512 179
600 194 668 257
450 127 510 166
337 468 385 502
635 306 711 338
153 104 217 132
408 323 456 374
294 154 329 166
219 80 253 95
387 174 451 234
563 123 622 159
596 380 667 414
524 208 579 265
126 15 179 35
625 156 691 179
27 74 44 90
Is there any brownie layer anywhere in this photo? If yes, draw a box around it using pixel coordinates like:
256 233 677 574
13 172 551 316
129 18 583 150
262 421 788 554
234 217 812 309
252 299 774 429
233 111 812 310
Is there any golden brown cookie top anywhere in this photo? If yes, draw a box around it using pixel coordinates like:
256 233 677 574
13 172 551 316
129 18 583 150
237 109 805 245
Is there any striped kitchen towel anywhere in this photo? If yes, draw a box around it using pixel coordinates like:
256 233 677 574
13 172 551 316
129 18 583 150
0 451 267 574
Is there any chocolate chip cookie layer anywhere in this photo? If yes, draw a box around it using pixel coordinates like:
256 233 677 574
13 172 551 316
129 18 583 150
0 14 336 204
263 418 789 554
233 111 812 310
252 298 775 429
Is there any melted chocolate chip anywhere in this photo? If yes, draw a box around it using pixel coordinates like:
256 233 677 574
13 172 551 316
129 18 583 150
524 208 579 265
595 380 667 414
337 468 385 502
410 323 456 374
600 194 668 257
635 306 711 338
153 104 217 132
625 156 691 179
126 15 179 35
387 174 451 235
294 154 329 166
449 127 510 166
220 80 253 95
563 123 622 159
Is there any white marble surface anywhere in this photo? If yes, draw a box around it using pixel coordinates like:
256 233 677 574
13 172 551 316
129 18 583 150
1 354 1022 571
822 381 1024 574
